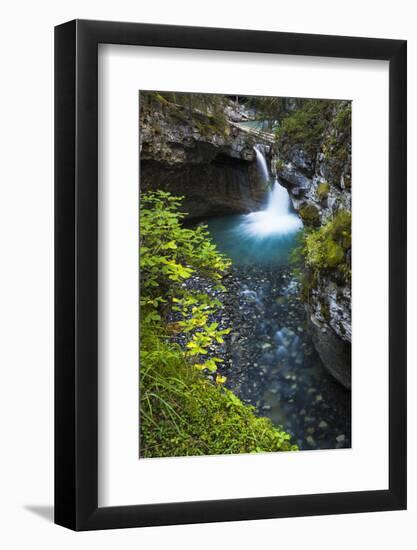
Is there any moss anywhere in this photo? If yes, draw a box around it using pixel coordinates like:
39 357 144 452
344 175 352 189
169 108 189 124
295 209 351 301
319 103 351 188
154 93 170 106
153 123 162 135
317 181 330 201
341 231 351 250
334 145 349 163
299 204 320 227
191 115 228 139
276 158 285 171
324 239 344 267
303 210 351 270
320 302 330 322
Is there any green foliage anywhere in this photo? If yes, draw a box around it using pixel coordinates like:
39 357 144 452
299 203 320 227
169 108 190 124
305 236 344 269
333 104 352 133
275 158 285 172
140 190 231 370
141 91 229 131
317 181 330 201
296 209 351 300
321 103 351 186
303 209 351 270
140 191 298 457
194 114 228 138
140 329 298 458
244 96 290 130
275 100 336 154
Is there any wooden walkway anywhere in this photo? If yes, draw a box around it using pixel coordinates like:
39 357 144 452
231 122 276 144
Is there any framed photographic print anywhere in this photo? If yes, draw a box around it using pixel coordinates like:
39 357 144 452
55 20 407 530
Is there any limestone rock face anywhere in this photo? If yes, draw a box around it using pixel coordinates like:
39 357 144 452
277 101 352 388
140 108 268 219
307 280 352 388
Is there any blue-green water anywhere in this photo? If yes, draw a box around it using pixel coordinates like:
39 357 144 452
206 177 303 266
206 213 302 266
203 162 350 450
238 120 278 132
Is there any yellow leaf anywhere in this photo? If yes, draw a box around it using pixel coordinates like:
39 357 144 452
194 364 206 371
216 374 227 384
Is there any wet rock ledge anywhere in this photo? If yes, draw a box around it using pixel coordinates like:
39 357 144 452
140 102 272 220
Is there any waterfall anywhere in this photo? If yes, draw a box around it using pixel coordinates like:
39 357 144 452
254 144 269 182
240 146 303 237
267 181 292 216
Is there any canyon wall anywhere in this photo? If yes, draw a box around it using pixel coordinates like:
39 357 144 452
140 102 269 219
276 101 352 388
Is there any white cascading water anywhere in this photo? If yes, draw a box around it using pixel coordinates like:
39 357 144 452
254 144 269 182
241 146 303 237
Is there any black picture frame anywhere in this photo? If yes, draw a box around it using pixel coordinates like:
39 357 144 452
55 19 407 531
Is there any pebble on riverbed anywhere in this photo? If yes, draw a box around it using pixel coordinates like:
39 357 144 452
168 263 351 452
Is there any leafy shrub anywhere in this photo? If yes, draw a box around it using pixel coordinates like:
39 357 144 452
140 191 231 369
140 329 298 458
140 191 298 457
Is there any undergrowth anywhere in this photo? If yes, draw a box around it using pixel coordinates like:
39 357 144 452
275 100 336 155
140 191 298 457
140 328 297 457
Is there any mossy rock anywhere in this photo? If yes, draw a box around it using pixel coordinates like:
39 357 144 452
333 104 352 133
170 108 189 124
320 302 331 322
317 182 330 201
153 123 162 135
295 209 352 301
275 99 335 154
299 204 320 227
276 158 285 171
324 239 345 267
340 230 351 250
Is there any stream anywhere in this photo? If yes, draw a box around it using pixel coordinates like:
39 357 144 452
205 145 351 451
